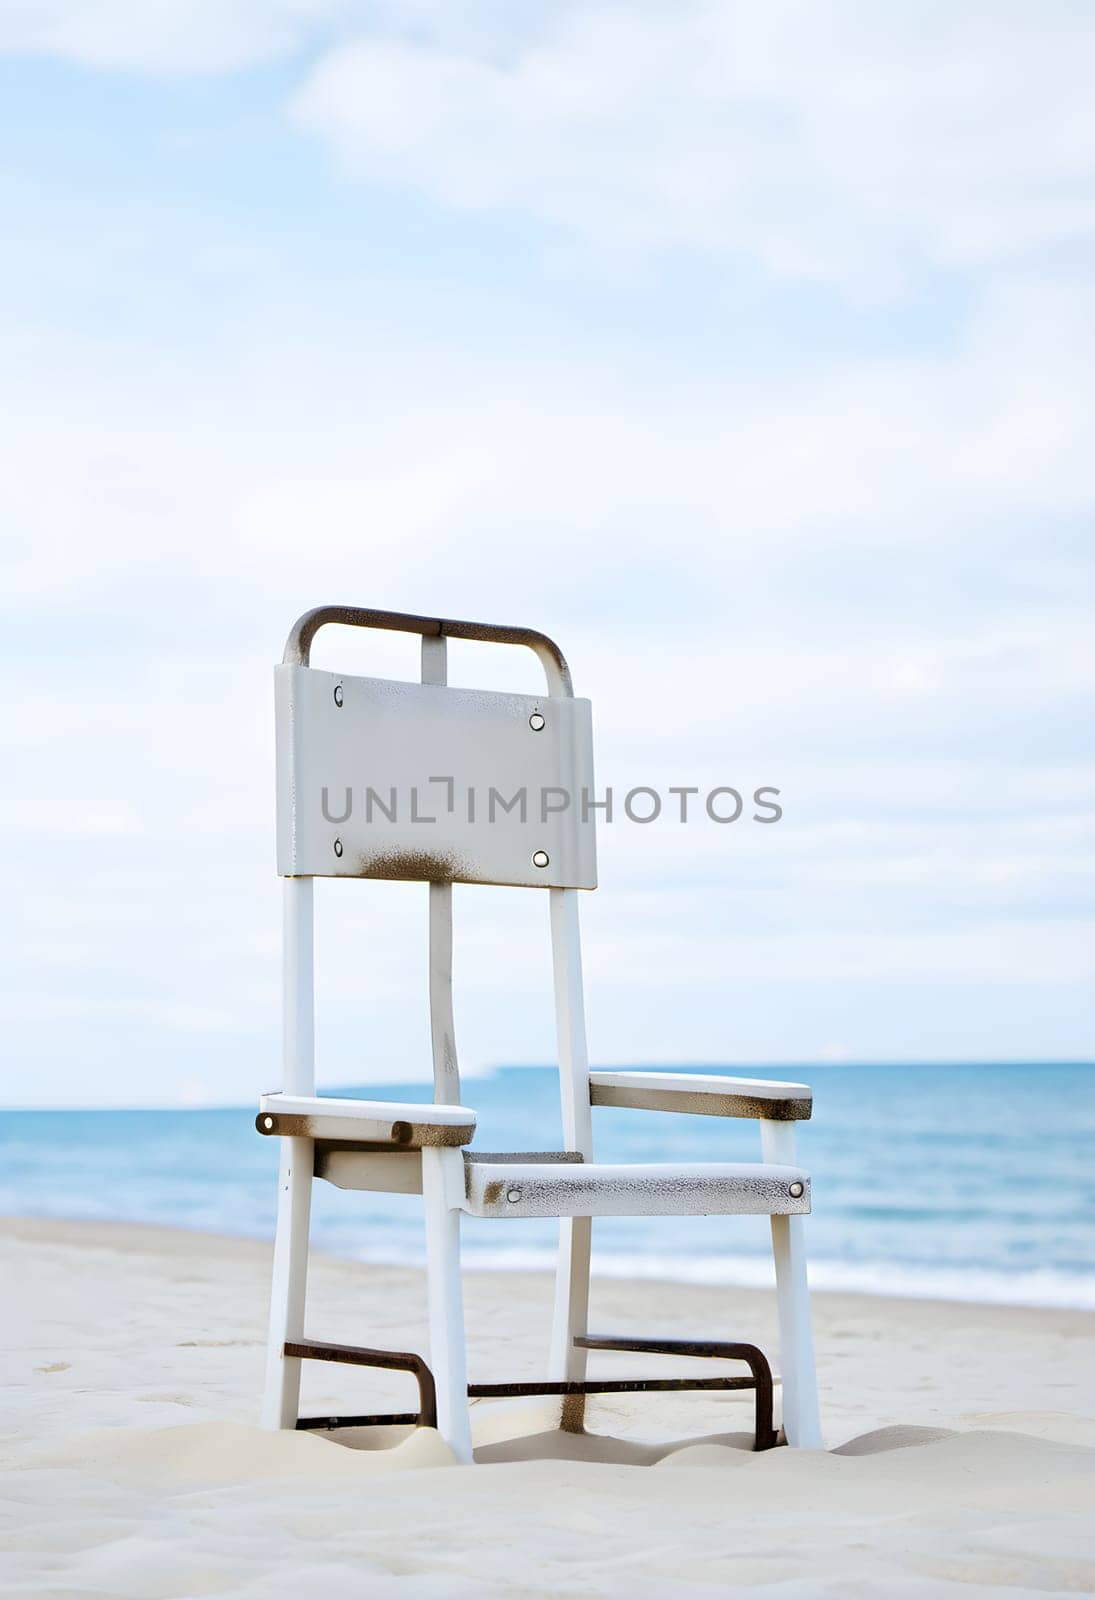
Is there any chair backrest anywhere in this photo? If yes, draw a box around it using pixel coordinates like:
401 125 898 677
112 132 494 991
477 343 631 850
276 607 596 1155
276 621 596 891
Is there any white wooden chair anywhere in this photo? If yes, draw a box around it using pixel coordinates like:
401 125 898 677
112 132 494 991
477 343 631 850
258 606 823 1461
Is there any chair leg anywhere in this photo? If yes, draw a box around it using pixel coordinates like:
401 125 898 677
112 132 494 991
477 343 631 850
421 1146 473 1463
768 1213 824 1448
760 1117 823 1449
550 1215 592 1431
262 1136 313 1429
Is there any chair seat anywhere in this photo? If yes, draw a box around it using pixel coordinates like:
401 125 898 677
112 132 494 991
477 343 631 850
463 1159 810 1219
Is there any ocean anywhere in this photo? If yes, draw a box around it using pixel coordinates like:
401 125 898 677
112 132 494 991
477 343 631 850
5 1063 1093 1309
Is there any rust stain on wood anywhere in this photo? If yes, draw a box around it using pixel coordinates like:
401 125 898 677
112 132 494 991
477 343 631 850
354 847 470 883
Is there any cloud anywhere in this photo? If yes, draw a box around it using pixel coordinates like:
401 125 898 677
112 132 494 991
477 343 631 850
0 0 561 73
2 6 1094 1097
9 1 1095 292
3 256 1094 1100
0 0 346 73
291 1 1095 291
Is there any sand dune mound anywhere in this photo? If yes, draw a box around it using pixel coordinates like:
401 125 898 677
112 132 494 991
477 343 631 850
4 1217 1094 1598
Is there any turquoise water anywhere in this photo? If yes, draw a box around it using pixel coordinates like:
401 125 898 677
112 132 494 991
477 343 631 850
4 1064 1094 1308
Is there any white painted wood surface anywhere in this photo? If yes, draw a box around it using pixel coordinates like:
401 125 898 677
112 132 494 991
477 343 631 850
315 1148 423 1194
760 1118 824 1449
421 635 463 1107
262 877 316 1430
589 1069 811 1118
422 1146 474 1461
464 1159 810 1218
548 889 594 1411
275 664 597 888
258 1092 476 1144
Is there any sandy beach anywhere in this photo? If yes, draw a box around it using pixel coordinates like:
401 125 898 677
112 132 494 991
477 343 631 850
3 1214 1093 1598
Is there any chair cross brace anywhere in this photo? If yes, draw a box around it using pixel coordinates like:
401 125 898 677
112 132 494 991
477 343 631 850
287 1332 777 1451
287 1339 437 1430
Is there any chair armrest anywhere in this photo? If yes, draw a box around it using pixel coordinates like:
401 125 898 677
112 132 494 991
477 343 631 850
588 1071 811 1122
256 1092 477 1148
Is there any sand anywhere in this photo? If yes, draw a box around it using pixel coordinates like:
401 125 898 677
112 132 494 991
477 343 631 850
2 1216 1093 1598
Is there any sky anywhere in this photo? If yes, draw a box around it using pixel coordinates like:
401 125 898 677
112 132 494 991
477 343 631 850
2 1 1093 1105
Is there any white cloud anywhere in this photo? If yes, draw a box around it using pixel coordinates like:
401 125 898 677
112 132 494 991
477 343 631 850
291 1 1095 290
2 4 1095 1097
8 1 1095 291
0 0 567 73
0 0 346 72
3 258 1094 1100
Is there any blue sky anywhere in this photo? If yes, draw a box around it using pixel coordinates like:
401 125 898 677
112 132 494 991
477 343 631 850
3 2 1093 1104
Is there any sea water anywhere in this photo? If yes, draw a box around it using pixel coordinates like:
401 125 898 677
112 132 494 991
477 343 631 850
4 1063 1093 1309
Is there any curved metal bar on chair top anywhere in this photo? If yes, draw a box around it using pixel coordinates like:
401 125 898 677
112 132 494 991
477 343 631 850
283 605 574 698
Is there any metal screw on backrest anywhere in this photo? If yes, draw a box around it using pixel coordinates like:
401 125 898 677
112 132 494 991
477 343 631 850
532 850 549 868
333 838 343 858
333 683 344 707
529 711 545 731
506 1188 522 1204
788 1182 804 1198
